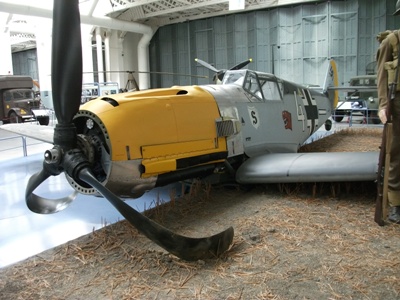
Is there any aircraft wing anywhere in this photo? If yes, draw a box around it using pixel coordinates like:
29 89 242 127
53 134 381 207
0 124 54 144
236 152 379 184
328 86 377 92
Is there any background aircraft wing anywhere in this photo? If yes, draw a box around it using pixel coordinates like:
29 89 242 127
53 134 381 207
0 124 54 144
328 86 377 92
236 152 379 184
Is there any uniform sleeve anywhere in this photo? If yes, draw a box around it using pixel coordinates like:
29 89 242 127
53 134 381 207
377 36 393 110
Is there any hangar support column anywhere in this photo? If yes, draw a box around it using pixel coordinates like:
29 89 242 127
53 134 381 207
0 2 155 90
108 31 126 90
95 27 104 83
104 30 111 83
34 18 53 109
0 13 12 75
82 24 94 84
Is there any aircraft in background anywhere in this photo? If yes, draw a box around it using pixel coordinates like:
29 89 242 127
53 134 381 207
0 0 379 261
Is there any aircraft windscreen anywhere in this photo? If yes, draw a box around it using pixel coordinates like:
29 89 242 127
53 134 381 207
222 70 282 101
222 70 246 86
259 79 282 100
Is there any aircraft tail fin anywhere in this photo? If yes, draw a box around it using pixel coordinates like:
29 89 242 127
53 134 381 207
322 59 339 109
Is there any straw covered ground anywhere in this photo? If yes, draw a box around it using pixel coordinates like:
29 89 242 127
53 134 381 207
1 127 400 299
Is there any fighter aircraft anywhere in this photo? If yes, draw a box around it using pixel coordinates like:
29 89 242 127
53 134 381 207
1 0 380 261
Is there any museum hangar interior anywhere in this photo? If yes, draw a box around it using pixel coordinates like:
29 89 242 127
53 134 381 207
0 0 399 267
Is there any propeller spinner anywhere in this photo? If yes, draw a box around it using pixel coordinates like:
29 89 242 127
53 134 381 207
25 0 233 261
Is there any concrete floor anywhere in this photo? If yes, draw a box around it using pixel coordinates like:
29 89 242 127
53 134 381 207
0 127 178 268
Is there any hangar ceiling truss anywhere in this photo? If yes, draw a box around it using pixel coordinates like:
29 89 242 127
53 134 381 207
107 0 283 26
4 0 321 51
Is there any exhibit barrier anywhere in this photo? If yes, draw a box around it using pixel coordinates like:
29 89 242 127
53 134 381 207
332 108 381 127
0 135 27 157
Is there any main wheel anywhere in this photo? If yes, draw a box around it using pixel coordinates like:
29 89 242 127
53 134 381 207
37 116 50 126
9 112 22 123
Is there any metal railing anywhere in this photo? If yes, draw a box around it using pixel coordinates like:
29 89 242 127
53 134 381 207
0 135 27 156
0 110 56 158
333 108 381 127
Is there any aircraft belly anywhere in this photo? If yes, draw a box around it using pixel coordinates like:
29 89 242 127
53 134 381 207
105 159 157 198
236 152 379 183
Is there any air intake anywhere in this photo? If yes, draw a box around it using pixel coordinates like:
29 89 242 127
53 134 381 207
216 119 237 137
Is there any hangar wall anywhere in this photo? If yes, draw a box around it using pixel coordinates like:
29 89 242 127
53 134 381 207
150 0 400 88
12 49 39 80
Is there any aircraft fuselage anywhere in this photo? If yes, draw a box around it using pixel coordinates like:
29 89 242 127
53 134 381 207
71 69 333 197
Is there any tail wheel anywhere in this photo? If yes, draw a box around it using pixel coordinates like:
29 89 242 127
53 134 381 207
333 111 344 122
9 112 22 123
324 119 332 131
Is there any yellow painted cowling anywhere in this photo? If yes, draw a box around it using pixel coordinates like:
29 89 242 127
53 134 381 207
71 86 227 197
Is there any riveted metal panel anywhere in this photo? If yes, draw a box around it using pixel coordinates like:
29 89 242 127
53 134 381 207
358 0 386 75
302 2 329 66
193 19 214 85
234 14 250 64
159 26 174 88
246 12 257 67
255 10 272 73
175 24 191 86
150 0 400 89
302 2 328 87
278 6 303 83
387 0 400 29
214 16 228 71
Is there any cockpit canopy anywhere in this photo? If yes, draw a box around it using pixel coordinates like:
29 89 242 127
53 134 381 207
222 70 283 102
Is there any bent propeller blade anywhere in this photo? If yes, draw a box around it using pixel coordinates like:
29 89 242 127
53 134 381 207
26 168 77 214
79 168 234 260
25 0 234 260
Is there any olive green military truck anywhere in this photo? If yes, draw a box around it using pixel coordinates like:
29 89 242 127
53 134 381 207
0 75 50 125
333 75 380 124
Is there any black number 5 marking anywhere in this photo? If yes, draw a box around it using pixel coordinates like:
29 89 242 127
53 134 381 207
251 110 258 125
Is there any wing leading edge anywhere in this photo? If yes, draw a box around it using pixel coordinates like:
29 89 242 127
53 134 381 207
236 152 379 184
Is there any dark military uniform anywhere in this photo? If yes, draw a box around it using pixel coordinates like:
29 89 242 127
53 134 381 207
377 30 400 223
